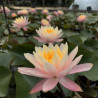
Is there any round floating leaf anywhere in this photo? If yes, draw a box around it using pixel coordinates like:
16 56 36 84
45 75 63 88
68 35 83 45
15 72 40 98
0 53 13 68
0 66 12 97
84 39 98 51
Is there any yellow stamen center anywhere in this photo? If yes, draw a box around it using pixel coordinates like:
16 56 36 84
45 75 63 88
43 20 49 24
43 48 63 63
44 49 55 63
79 15 85 19
15 18 23 24
43 10 48 12
57 48 64 59
22 10 28 13
46 29 53 34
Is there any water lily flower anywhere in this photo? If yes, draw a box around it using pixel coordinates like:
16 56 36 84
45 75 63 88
12 16 30 31
46 15 53 22
41 19 50 26
29 8 36 13
17 10 28 15
54 11 58 16
0 6 10 14
57 10 64 16
18 43 93 94
77 15 87 22
34 25 63 44
42 9 49 15
11 13 17 17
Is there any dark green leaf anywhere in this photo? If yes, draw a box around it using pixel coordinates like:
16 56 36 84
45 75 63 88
68 35 83 45
0 53 13 68
15 72 40 98
0 66 12 97
9 44 35 66
83 87 97 97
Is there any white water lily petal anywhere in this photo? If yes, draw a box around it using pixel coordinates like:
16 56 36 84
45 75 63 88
44 62 57 74
24 53 43 70
33 52 47 66
52 54 61 70
59 54 68 71
64 46 78 69
69 55 83 68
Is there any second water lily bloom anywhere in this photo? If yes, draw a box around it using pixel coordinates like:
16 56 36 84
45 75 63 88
77 15 87 22
12 16 30 31
17 10 28 15
46 15 53 22
0 6 10 14
57 10 64 16
11 13 17 18
42 9 49 15
18 43 93 94
41 19 50 26
34 25 63 44
29 8 36 13
54 11 58 16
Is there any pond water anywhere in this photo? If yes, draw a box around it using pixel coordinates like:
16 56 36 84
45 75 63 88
70 0 98 10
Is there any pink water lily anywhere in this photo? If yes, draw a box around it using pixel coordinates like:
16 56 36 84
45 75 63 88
12 13 17 17
34 25 63 44
42 9 49 15
29 8 37 13
17 10 28 15
46 15 53 22
54 11 59 16
57 10 64 16
41 19 50 26
0 6 10 14
12 16 30 31
77 15 87 22
18 43 93 94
